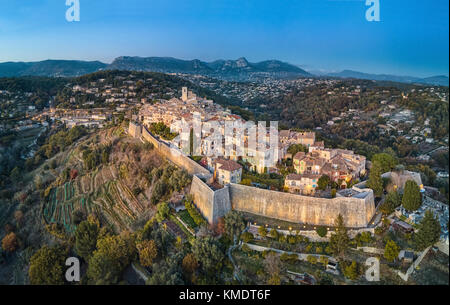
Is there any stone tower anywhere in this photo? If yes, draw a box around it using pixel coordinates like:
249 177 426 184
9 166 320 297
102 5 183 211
181 87 188 102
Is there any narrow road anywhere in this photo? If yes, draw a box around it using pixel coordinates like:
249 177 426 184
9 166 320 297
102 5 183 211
227 227 249 283
131 262 149 283
227 242 241 283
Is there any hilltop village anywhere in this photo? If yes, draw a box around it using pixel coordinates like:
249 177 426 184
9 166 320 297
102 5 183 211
132 87 368 198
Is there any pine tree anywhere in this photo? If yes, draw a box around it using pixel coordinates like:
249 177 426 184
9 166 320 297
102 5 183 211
380 191 401 215
343 261 359 280
414 210 441 250
402 180 422 212
329 214 349 258
75 220 99 261
384 240 400 262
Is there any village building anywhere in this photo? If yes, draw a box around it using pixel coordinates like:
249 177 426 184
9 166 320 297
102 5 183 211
287 146 366 193
212 157 243 185
284 173 320 195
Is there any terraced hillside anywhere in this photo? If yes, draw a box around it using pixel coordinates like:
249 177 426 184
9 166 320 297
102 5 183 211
40 124 182 233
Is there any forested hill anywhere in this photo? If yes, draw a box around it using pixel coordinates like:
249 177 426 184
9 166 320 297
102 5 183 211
0 70 237 109
0 60 107 78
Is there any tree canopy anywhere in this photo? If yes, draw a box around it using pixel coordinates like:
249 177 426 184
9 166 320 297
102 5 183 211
224 211 246 243
402 180 422 212
75 220 99 261
414 210 441 250
192 236 225 273
329 214 349 258
371 153 398 174
28 246 67 285
380 191 401 215
367 161 383 198
317 175 331 191
87 232 136 284
384 240 400 262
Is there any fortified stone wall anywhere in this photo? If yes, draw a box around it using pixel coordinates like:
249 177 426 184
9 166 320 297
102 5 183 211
141 125 160 148
229 184 375 228
189 175 215 223
189 178 233 224
212 185 232 223
141 125 212 179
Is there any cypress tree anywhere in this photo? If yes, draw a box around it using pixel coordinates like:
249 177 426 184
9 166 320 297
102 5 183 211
367 162 383 197
402 180 422 211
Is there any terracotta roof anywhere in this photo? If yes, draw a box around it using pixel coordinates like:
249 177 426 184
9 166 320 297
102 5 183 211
301 173 321 179
215 158 242 172
279 130 290 138
293 151 306 160
294 132 315 139
313 141 325 147
286 173 320 181
286 173 303 180
301 156 326 167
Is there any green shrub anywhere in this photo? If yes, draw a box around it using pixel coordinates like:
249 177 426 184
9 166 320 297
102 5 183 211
375 227 384 235
360 232 373 244
342 261 362 280
185 200 206 226
241 244 251 253
280 252 290 262
287 236 297 244
269 228 279 240
306 255 317 264
240 232 254 243
331 188 337 198
258 225 268 237
319 256 329 267
316 226 328 237
305 244 312 253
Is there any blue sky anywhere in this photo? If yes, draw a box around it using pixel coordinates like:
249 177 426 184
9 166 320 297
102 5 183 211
0 0 448 77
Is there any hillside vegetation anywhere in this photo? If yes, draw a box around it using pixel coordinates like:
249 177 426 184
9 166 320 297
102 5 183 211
0 123 192 283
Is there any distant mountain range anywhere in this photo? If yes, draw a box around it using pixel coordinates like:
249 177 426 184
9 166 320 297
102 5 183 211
107 56 311 80
326 70 449 86
0 60 107 77
0 57 448 86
